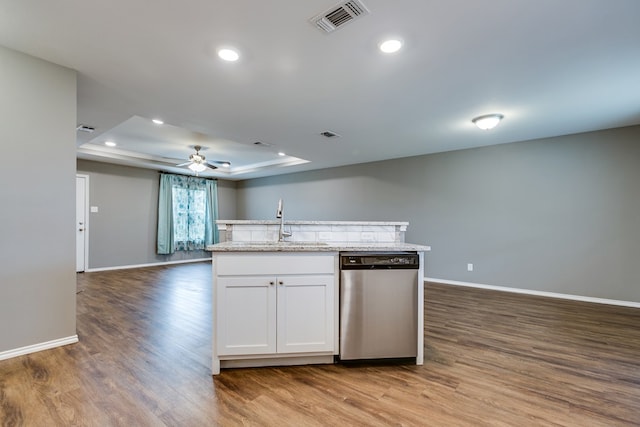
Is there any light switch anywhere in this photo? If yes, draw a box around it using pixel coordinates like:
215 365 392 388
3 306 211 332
90 206 99 213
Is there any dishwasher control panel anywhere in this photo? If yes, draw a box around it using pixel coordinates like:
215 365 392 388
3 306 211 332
340 252 419 269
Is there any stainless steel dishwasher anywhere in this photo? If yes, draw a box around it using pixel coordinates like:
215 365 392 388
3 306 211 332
339 252 419 360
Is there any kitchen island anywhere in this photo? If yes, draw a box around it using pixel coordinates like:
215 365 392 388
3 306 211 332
207 220 429 375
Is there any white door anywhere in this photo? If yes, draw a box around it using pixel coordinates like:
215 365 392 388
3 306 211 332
277 274 334 353
216 276 277 355
76 175 88 272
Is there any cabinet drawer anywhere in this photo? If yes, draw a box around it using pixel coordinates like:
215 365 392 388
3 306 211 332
215 253 336 276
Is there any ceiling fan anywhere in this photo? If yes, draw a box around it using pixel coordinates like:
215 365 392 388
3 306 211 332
176 145 230 174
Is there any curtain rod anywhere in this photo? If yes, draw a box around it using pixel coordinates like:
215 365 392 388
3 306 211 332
158 171 217 180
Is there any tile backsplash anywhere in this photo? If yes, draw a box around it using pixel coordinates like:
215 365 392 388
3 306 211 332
217 221 407 244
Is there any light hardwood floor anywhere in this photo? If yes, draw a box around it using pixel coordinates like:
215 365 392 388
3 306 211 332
1 262 639 426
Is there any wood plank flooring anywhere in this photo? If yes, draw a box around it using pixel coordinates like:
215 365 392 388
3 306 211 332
1 262 639 426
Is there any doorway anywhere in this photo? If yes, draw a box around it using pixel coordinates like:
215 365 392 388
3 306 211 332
76 174 89 272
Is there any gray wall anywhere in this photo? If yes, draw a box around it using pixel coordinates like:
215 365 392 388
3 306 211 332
237 125 640 302
76 160 237 269
0 46 77 353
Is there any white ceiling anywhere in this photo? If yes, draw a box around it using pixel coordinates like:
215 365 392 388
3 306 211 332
2 0 639 180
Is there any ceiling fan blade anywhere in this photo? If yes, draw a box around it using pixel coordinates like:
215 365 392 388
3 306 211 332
210 160 231 167
176 161 192 167
205 161 218 170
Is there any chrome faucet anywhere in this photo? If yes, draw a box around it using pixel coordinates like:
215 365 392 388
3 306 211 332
276 198 292 242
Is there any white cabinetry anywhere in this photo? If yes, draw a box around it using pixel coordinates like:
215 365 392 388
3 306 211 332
213 253 338 374
216 276 276 355
217 274 334 355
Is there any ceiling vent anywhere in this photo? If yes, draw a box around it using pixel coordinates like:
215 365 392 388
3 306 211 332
311 0 370 34
76 124 95 133
320 130 341 138
254 141 273 147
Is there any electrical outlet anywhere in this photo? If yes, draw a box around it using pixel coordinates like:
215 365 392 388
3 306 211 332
467 263 474 272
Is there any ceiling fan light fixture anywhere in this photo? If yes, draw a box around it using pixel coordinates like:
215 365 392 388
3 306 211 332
472 113 504 130
221 162 231 168
188 162 207 173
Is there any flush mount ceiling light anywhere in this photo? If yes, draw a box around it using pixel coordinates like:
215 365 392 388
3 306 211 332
472 113 504 130
218 48 239 62
152 118 164 125
379 39 403 53
104 141 116 147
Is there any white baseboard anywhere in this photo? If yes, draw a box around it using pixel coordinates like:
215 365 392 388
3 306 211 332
85 257 211 272
426 277 640 309
0 335 79 361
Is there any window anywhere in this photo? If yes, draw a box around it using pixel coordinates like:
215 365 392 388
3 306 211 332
157 173 218 254
172 186 206 250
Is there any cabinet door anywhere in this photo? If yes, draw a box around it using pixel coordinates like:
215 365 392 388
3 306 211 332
277 275 334 353
217 276 276 356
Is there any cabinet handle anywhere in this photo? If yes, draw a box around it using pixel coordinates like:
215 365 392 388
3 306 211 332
279 281 284 285
269 281 275 285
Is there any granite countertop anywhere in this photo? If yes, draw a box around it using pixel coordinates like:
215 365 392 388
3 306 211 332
215 220 409 226
206 241 431 252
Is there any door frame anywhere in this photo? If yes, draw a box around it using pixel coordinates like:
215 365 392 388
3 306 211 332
76 174 90 272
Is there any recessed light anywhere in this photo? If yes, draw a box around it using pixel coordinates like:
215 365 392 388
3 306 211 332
472 114 504 130
152 119 164 125
218 48 240 62
104 141 116 147
278 152 286 156
379 39 403 54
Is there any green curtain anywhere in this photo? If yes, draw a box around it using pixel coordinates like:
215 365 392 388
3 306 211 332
204 179 219 246
157 174 175 254
157 173 218 255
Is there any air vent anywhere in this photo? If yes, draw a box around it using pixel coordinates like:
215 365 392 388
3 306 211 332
320 131 341 138
311 0 370 34
76 124 95 133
